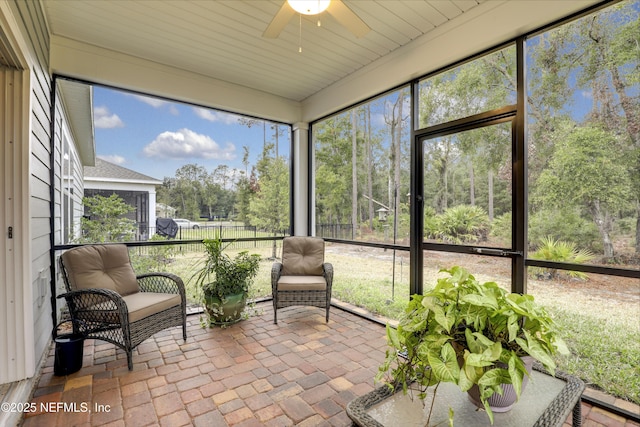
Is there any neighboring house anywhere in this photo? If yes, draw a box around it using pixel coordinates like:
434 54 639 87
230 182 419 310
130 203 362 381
83 158 162 240
156 202 177 219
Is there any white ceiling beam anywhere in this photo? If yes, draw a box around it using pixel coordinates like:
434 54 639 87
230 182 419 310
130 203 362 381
50 35 302 124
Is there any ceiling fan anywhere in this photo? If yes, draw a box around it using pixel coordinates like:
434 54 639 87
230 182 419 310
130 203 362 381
263 0 371 39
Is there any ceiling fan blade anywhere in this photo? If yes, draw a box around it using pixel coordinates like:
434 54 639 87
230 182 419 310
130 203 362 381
327 0 371 38
263 2 296 38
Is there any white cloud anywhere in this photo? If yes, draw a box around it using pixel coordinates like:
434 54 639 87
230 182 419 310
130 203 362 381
133 94 170 108
143 128 236 160
94 106 124 129
193 107 241 125
98 154 126 165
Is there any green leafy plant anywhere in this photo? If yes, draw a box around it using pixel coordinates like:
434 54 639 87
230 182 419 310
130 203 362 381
425 205 490 244
530 236 594 279
376 266 569 424
193 237 261 299
192 236 260 325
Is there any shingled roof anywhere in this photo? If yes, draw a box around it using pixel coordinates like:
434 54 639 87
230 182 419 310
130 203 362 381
84 158 161 184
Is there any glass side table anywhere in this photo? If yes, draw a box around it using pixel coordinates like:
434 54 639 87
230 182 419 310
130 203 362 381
347 365 585 427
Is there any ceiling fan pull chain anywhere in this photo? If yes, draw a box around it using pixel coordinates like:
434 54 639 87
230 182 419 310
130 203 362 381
299 13 303 53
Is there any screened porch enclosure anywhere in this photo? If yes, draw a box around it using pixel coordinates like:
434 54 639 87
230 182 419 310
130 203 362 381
50 0 639 412
0 0 638 426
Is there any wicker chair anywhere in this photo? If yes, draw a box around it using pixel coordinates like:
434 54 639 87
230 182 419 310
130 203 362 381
271 236 333 324
58 244 187 370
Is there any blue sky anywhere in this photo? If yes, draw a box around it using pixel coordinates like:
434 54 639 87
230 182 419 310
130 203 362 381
93 86 291 180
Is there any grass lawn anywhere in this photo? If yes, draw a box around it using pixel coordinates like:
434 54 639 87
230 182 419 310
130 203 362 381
130 242 640 405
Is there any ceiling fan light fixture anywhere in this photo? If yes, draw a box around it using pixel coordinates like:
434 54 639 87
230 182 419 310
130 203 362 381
287 0 330 15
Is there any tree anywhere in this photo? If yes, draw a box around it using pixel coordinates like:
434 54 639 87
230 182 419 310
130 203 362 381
534 125 632 258
234 146 255 223
527 2 639 256
248 144 290 258
574 3 640 252
314 115 353 226
79 193 136 243
174 164 207 219
419 47 515 220
384 89 410 242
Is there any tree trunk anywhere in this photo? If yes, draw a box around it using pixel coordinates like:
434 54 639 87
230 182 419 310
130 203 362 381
636 201 640 254
469 163 475 206
590 199 615 258
488 169 494 221
394 94 403 243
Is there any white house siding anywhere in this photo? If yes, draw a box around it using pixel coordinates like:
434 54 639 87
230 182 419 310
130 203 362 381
0 0 54 386
54 95 85 299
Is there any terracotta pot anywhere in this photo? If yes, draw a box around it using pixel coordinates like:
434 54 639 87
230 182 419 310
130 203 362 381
467 356 535 413
204 291 247 325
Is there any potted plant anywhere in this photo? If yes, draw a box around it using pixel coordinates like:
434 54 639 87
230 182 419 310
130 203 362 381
376 266 569 424
192 236 261 326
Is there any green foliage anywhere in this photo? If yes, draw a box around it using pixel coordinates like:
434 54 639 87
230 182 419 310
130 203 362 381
129 235 176 273
192 236 261 301
614 217 636 235
79 194 136 243
247 147 290 234
552 308 640 405
529 208 601 253
535 125 632 210
530 237 595 280
419 46 516 127
533 124 633 258
490 212 512 244
425 205 490 244
159 163 242 222
376 266 568 424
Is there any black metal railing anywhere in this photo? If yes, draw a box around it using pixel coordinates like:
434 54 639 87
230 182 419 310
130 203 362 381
316 223 354 240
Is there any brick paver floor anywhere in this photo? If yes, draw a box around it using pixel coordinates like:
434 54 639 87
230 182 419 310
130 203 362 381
20 302 640 426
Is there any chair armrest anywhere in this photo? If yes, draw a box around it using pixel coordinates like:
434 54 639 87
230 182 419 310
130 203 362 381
271 262 283 293
323 263 334 292
137 272 185 297
58 287 125 308
57 288 128 329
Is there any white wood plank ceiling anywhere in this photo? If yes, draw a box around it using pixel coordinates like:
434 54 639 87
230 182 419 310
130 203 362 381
42 0 486 102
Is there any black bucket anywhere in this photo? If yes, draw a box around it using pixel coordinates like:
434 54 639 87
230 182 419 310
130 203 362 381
53 320 85 376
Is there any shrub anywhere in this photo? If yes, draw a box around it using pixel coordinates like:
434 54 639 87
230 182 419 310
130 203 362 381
530 236 594 279
529 208 600 253
130 235 177 274
434 205 490 244
490 212 512 244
